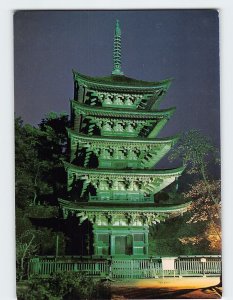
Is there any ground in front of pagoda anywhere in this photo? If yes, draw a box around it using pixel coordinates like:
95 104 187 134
109 277 222 299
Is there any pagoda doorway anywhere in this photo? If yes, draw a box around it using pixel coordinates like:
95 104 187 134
112 235 133 256
115 236 126 255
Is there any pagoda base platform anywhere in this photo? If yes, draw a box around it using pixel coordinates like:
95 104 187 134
59 199 190 258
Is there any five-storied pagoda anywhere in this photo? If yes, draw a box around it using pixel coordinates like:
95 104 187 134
59 20 189 257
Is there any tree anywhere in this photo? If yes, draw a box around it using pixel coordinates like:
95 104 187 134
16 208 67 280
15 113 69 207
181 179 221 252
37 112 69 199
169 129 221 250
169 129 220 204
15 117 51 208
16 230 38 281
15 114 69 280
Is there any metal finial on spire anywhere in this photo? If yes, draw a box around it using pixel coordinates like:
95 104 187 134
112 20 124 75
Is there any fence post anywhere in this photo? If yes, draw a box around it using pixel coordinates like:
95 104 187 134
55 235 59 257
108 258 112 279
178 258 182 278
200 258 206 277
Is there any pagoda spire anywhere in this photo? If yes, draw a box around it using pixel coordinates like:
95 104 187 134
112 20 124 75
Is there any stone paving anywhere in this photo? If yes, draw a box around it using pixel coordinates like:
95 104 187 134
110 277 222 299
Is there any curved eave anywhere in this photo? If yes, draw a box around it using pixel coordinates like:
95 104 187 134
73 70 172 92
67 129 180 146
59 199 191 213
64 161 185 177
71 100 176 119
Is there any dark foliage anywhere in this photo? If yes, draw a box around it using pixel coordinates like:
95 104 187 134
15 113 69 280
17 272 111 300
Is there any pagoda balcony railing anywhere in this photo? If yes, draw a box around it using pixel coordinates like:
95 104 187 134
29 255 221 279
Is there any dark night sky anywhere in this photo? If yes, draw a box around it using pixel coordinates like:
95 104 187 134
14 10 220 146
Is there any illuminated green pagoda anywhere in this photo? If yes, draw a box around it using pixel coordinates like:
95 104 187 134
59 20 189 257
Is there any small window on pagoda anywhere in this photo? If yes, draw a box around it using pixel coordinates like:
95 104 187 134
134 234 144 242
98 234 109 244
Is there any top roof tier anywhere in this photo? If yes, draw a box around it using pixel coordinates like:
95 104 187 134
73 71 172 94
73 20 172 108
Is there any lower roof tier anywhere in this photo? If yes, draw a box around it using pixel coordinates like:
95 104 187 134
71 101 175 139
64 162 184 198
71 100 175 119
68 130 179 169
64 162 184 177
68 129 179 146
59 199 191 226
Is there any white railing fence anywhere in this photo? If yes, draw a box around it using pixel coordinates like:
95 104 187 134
29 255 221 279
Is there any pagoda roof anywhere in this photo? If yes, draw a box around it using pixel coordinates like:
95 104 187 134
71 100 176 119
59 198 191 214
64 162 184 177
67 129 180 146
73 70 172 93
